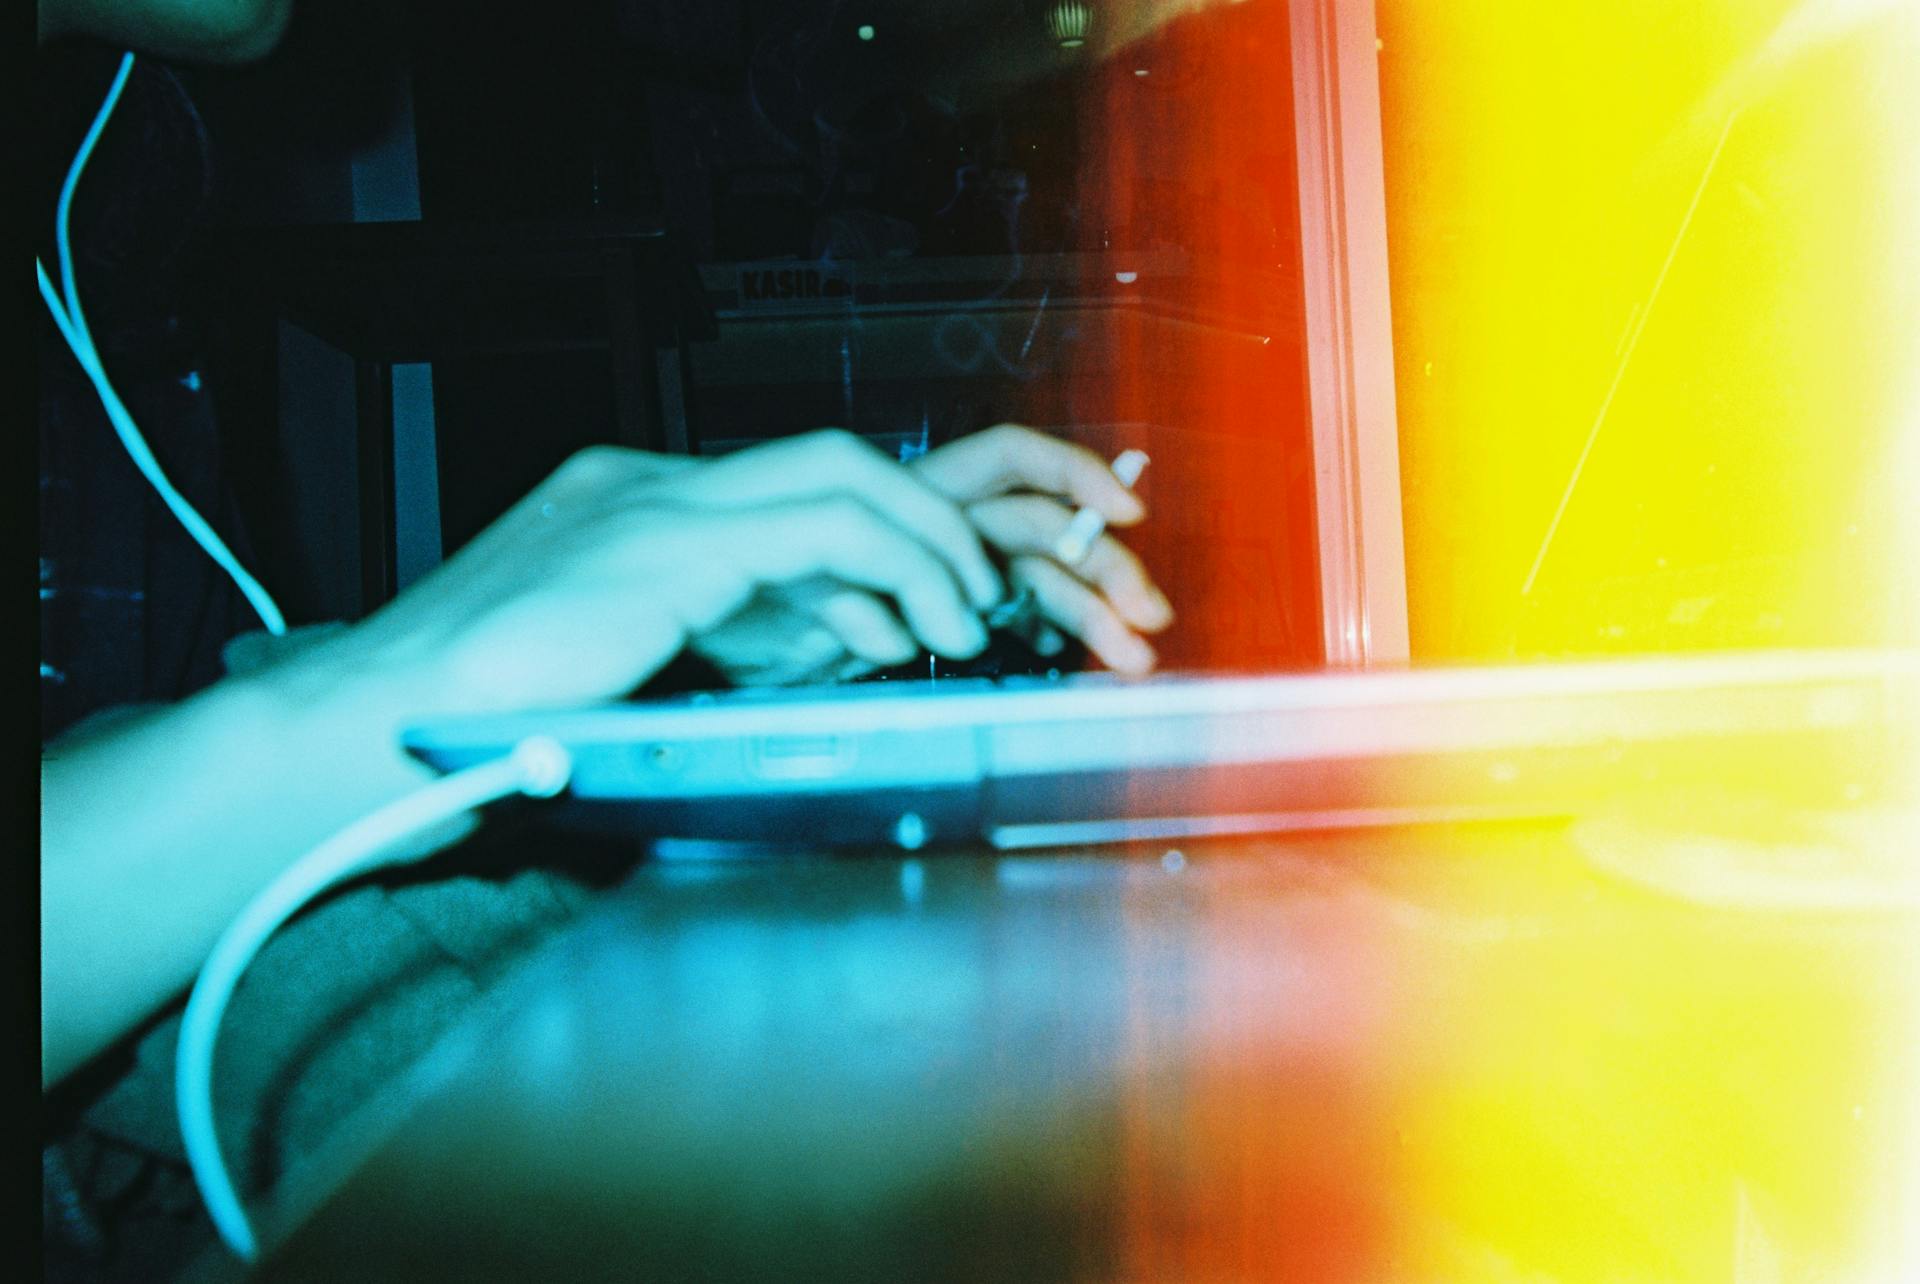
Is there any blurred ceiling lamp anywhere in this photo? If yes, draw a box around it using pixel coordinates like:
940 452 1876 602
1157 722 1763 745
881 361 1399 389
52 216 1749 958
1046 1 1094 48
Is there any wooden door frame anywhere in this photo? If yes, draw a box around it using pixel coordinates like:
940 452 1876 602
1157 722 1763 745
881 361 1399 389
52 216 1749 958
1289 0 1410 665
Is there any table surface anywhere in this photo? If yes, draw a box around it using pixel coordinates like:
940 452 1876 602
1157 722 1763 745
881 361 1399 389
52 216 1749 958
234 811 1920 1283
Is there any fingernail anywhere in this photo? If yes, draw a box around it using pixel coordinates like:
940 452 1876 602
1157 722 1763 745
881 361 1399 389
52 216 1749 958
863 631 918 665
796 627 841 660
970 564 1006 611
1122 589 1173 632
953 614 989 656
1112 634 1157 674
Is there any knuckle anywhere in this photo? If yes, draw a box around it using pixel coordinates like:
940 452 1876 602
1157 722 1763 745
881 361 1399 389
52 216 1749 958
973 423 1022 465
804 426 868 458
992 422 1040 451
559 444 634 486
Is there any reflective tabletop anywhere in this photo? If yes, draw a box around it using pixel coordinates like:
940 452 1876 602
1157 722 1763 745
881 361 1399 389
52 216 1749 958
244 813 1920 1282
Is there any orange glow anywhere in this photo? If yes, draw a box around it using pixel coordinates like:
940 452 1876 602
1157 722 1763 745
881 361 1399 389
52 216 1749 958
1097 829 1920 1281
1069 0 1322 673
1067 1 1920 1279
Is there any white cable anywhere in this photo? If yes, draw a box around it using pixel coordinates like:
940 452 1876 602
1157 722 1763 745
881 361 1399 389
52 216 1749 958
38 51 288 636
176 736 574 1261
55 54 136 336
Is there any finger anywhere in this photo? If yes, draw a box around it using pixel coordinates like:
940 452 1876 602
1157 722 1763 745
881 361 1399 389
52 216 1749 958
967 496 1174 632
812 587 919 666
1010 555 1158 676
690 592 851 686
911 424 1147 524
738 575 914 668
682 498 988 659
668 429 1004 610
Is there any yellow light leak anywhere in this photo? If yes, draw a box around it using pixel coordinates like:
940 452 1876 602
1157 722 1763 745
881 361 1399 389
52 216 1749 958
1069 4 1920 1277
1379 0 1920 662
1367 1 1920 1278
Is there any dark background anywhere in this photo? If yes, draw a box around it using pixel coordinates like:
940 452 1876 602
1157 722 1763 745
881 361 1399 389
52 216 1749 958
195 0 1103 610
47 0 1325 672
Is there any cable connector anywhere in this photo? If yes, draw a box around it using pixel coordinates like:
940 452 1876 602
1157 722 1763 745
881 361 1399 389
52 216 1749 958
510 735 572 797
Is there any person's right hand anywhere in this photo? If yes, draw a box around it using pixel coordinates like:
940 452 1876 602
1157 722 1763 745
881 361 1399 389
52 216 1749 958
690 425 1174 684
343 430 1007 717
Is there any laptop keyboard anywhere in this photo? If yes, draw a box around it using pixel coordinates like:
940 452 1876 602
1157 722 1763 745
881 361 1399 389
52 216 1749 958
668 667 1124 710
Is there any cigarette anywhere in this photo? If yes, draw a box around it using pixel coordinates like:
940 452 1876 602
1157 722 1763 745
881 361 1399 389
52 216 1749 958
1052 449 1149 567
981 448 1149 641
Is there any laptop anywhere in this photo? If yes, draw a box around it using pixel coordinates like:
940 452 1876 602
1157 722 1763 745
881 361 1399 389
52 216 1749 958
400 649 1916 850
404 6 1918 853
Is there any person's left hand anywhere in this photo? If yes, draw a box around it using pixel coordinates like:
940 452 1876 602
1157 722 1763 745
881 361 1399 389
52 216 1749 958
693 424 1174 684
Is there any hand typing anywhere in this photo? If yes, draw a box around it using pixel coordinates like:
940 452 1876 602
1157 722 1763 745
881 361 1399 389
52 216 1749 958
338 425 1171 714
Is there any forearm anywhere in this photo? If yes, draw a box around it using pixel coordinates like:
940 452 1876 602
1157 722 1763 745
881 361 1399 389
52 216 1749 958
39 637 465 1088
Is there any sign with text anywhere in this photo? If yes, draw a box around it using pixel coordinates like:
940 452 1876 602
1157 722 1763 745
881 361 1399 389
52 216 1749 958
732 262 855 312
